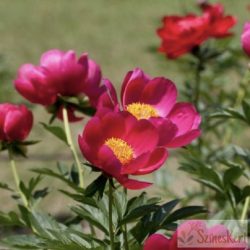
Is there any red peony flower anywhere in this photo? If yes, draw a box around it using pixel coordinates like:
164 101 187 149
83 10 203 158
78 111 168 190
97 68 201 148
157 14 209 59
200 3 237 38
144 220 248 250
0 103 33 142
241 22 250 57
157 3 236 59
14 49 104 121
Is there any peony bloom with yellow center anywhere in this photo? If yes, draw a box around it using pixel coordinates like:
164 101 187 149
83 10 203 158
97 68 201 148
78 111 168 190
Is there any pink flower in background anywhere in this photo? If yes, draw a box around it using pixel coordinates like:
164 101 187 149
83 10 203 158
14 49 104 121
0 103 33 142
98 68 201 148
200 3 237 38
78 111 168 189
144 220 248 250
241 22 250 57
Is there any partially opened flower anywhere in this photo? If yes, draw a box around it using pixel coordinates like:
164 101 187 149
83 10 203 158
14 49 104 122
0 103 33 142
144 220 248 250
157 14 209 59
98 68 201 148
241 22 250 57
200 2 236 38
78 111 168 189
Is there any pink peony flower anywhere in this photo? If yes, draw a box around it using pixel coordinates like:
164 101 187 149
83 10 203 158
14 49 104 121
97 68 201 148
241 22 250 57
144 220 248 250
0 103 33 142
78 111 168 190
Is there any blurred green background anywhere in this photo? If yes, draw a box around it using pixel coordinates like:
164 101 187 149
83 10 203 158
0 0 249 215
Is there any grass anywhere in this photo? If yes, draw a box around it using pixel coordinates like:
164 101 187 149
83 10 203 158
0 0 249 215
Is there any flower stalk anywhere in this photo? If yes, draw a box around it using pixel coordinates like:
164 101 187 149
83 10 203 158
108 179 115 250
8 148 29 208
62 106 84 188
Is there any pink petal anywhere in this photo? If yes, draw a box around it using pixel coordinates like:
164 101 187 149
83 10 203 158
141 77 177 116
121 68 150 106
117 176 152 190
125 119 159 156
150 118 178 146
101 112 126 139
4 106 33 141
82 116 104 148
133 148 168 175
97 145 122 176
166 129 201 148
144 234 171 250
14 64 56 105
96 79 119 113
40 49 64 70
168 102 201 136
122 148 167 175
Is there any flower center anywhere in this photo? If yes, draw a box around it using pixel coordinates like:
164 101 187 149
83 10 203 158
105 137 134 165
126 102 158 120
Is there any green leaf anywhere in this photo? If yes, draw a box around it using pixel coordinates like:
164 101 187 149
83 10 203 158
242 100 250 123
85 174 108 198
242 186 250 200
1 234 43 249
223 167 243 189
0 182 13 192
41 122 67 144
120 203 159 225
32 167 80 191
163 206 207 224
72 205 109 235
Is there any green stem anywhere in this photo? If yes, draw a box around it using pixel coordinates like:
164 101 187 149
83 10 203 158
62 106 84 188
109 180 115 250
241 197 249 221
123 224 129 250
194 57 202 108
8 149 29 208
123 188 129 250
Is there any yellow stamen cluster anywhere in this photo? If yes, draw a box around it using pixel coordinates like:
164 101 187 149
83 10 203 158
126 102 158 120
105 137 134 165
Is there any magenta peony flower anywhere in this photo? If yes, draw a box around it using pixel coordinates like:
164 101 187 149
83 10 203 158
144 220 248 250
14 49 104 121
78 111 168 190
0 103 33 142
97 68 201 148
241 22 250 57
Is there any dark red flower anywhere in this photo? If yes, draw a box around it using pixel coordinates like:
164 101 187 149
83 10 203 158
0 103 33 142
